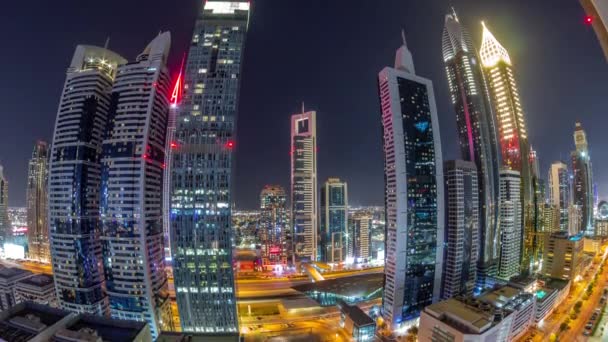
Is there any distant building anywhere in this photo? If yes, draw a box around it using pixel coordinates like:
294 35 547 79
442 160 479 299
596 218 608 237
319 178 348 263
26 141 49 262
542 232 584 281
379 32 444 327
291 109 318 263
0 301 152 342
259 185 289 270
498 169 522 281
0 165 11 244
14 274 56 307
568 205 583 235
571 122 594 236
99 33 172 338
442 10 500 285
0 267 33 311
337 301 376 342
419 298 513 342
542 204 560 233
350 213 371 261
580 0 608 62
549 161 570 231
48 44 126 315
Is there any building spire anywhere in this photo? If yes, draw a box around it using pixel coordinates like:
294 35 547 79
479 21 511 67
401 28 407 46
395 30 415 74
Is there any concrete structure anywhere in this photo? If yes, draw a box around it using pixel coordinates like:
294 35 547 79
0 268 33 311
534 278 570 322
99 33 172 338
0 166 10 244
479 22 533 274
0 301 151 342
571 123 594 236
319 178 348 263
479 286 535 341
259 185 289 270
26 141 49 263
442 160 479 299
419 298 513 342
542 204 560 233
549 161 570 231
596 218 608 237
350 213 371 261
580 0 608 62
379 32 444 327
442 10 501 284
14 274 57 307
542 232 584 281
170 1 250 333
584 237 602 254
291 109 318 262
337 301 376 342
48 44 126 315
568 204 583 235
158 332 241 342
498 169 522 280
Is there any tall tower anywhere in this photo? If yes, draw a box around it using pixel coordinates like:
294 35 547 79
549 161 570 231
259 185 289 270
571 122 594 236
319 178 348 264
0 165 10 245
350 213 371 260
497 169 522 281
99 33 172 338
479 22 533 274
26 141 49 263
291 109 318 262
442 160 479 299
48 45 126 315
442 11 500 283
171 0 250 333
379 32 444 327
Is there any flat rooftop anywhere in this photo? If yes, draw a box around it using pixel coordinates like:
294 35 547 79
424 298 494 334
0 267 32 281
0 302 70 342
292 273 383 298
337 301 375 327
54 314 147 342
17 274 54 289
158 332 241 342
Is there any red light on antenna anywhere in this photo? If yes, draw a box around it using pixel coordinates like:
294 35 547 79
225 140 235 150
585 15 593 24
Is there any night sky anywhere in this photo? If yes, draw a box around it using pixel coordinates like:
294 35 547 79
1 0 607 209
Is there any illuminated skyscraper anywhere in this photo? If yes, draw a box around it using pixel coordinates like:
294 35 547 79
319 178 348 263
549 161 570 231
580 0 608 62
26 141 49 263
442 11 500 282
442 160 479 299
49 45 126 315
171 0 250 333
0 165 10 244
479 22 533 274
379 33 444 327
100 32 172 338
350 213 371 261
571 122 594 236
259 185 289 270
497 169 521 281
291 110 318 263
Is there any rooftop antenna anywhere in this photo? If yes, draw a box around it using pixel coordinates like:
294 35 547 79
401 28 407 46
451 6 459 21
301 101 305 114
103 37 110 50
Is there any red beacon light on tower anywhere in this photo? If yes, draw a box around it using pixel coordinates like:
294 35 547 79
585 15 594 25
225 140 235 150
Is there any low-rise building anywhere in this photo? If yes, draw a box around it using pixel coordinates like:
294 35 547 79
0 267 33 311
535 278 570 322
14 274 56 307
419 298 514 342
542 232 584 281
596 219 608 237
584 237 603 255
479 286 536 341
337 301 375 342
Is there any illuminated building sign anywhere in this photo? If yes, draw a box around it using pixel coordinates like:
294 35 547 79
204 1 250 14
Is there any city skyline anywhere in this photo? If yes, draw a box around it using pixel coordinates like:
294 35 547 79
1 1 607 210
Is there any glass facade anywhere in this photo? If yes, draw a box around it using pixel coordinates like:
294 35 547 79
320 178 348 263
171 1 250 333
26 141 50 263
259 185 289 269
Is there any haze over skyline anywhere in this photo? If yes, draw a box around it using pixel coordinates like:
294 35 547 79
1 0 607 209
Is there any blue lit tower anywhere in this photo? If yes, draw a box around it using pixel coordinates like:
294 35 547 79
319 178 348 263
442 10 501 283
170 0 250 333
49 45 126 314
100 32 172 338
379 32 444 327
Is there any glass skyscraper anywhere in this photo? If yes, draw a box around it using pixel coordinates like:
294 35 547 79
48 45 126 315
442 11 500 283
319 178 348 263
549 161 570 231
26 141 49 263
379 33 444 327
259 185 289 269
99 32 172 338
498 169 522 280
171 0 250 333
571 122 594 236
0 165 10 245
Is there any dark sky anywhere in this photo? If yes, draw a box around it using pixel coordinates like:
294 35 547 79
1 0 607 209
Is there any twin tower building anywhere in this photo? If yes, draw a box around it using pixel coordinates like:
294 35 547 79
380 11 594 328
